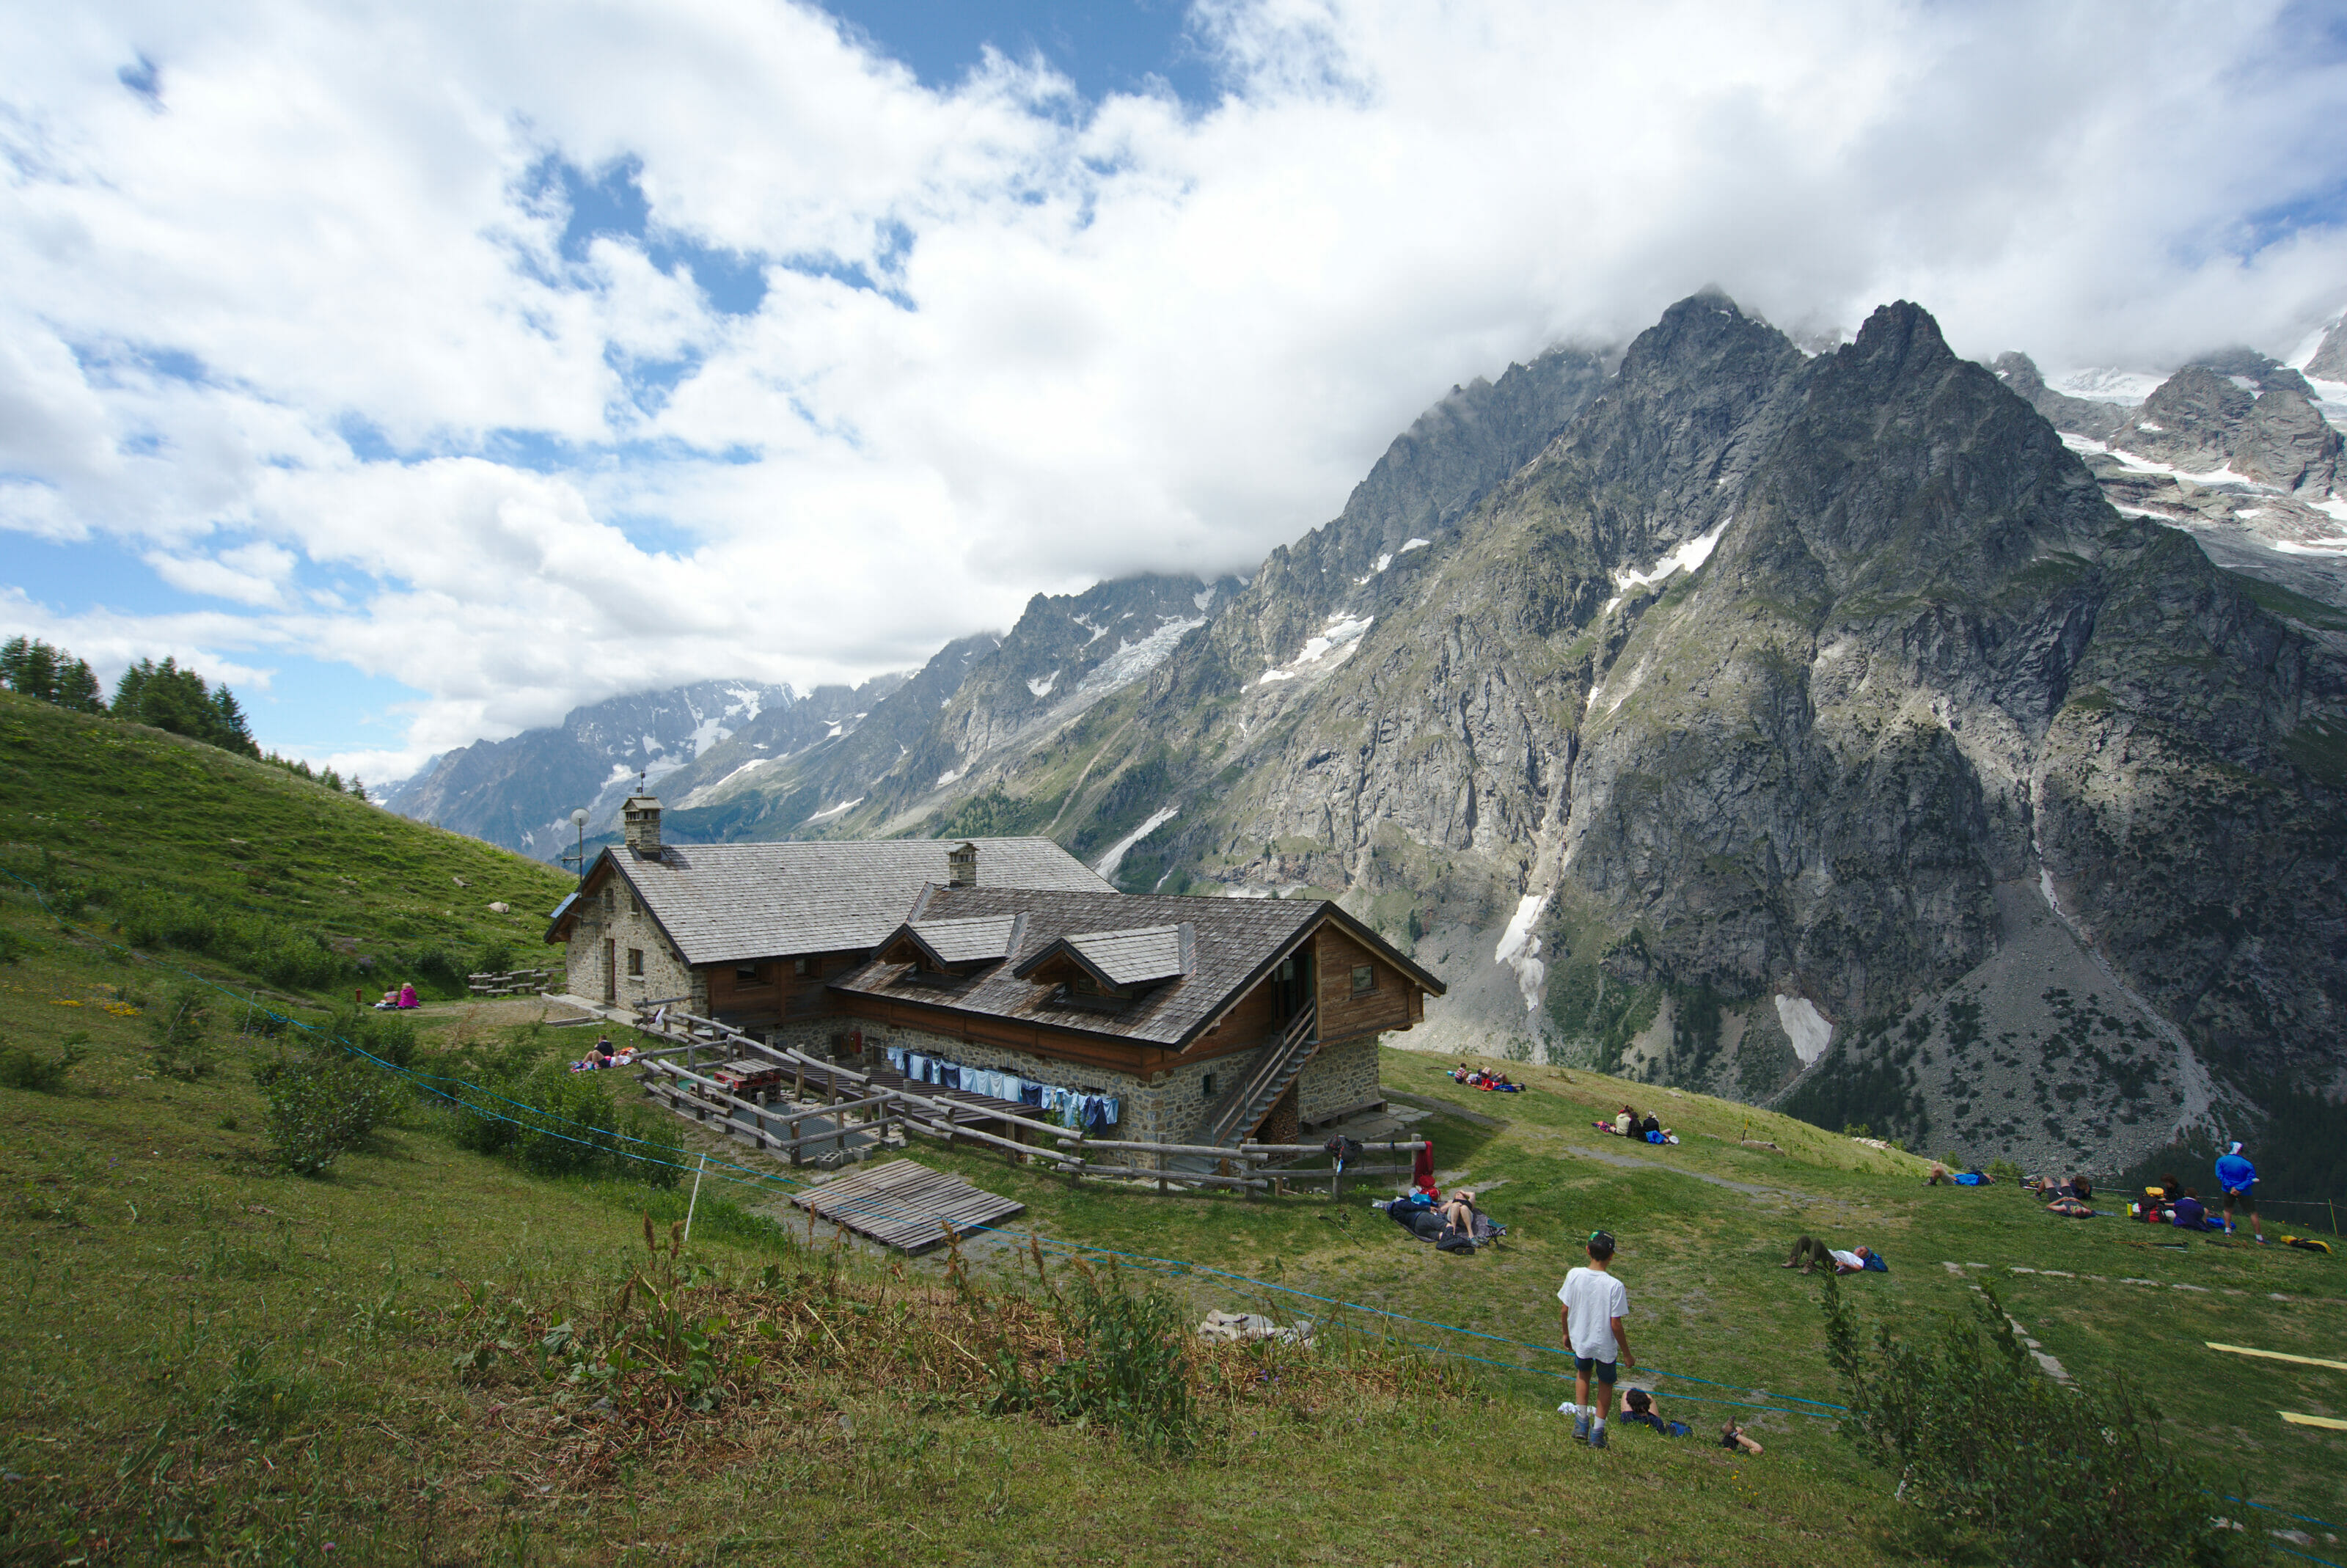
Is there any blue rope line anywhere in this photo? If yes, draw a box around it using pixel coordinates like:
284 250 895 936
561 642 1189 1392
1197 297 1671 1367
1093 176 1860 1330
2222 1495 2343 1534
2271 1546 2340 1568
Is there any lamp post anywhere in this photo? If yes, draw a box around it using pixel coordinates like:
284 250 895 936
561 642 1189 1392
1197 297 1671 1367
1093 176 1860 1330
566 807 590 885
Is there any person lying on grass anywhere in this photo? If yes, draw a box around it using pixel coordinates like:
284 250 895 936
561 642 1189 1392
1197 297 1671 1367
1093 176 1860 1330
1782 1237 1886 1275
1719 1420 1763 1454
1617 1388 1691 1437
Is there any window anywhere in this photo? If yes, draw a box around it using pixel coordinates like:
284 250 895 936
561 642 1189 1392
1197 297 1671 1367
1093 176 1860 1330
1352 964 1377 997
630 890 643 915
734 964 760 983
626 948 645 977
601 888 614 912
794 956 815 978
1201 1073 1216 1100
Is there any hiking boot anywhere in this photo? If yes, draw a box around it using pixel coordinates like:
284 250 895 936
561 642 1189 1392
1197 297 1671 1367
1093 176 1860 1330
1592 1424 1608 1450
1572 1411 1591 1444
2255 1234 2269 1245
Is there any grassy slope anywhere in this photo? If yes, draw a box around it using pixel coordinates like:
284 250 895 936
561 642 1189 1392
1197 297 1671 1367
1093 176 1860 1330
0 692 574 995
903 1052 2346 1522
1 699 2340 1562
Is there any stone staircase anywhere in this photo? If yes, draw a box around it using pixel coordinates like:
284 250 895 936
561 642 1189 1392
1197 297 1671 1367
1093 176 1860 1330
1191 1003 1319 1151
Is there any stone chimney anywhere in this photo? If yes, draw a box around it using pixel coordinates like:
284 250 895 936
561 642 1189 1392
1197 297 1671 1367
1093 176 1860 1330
947 840 978 888
622 792 664 857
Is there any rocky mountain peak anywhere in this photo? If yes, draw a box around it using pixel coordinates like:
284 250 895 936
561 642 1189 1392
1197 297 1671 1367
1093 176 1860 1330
2308 313 2347 382
2106 359 2343 497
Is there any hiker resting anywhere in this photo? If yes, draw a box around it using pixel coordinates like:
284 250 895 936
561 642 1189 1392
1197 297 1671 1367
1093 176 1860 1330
1783 1237 1884 1275
1618 1388 1689 1437
1558 1229 1634 1449
2216 1142 2264 1243
1719 1420 1764 1454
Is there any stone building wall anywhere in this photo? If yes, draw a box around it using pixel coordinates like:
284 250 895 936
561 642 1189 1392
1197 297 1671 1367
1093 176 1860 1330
1295 1036 1383 1126
559 878 702 1014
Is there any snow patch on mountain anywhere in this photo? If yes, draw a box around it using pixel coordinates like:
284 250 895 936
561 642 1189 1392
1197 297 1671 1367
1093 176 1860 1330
1259 613 1373 684
1094 805 1178 881
1494 893 1549 1014
678 755 773 807
1774 996 1834 1065
1075 617 1204 697
2048 367 2161 403
1614 516 1729 596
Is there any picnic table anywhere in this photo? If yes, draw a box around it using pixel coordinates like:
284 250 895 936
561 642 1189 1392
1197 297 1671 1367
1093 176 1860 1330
711 1058 791 1098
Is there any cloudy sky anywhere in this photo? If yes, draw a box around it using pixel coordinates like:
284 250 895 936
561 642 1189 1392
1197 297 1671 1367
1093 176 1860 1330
4 0 2346 781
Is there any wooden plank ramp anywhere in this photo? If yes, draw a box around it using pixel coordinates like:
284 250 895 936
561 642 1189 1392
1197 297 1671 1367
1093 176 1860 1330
789 1159 1025 1255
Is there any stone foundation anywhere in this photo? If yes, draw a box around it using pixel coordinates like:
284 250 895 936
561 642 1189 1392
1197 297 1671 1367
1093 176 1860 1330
1296 1036 1383 1126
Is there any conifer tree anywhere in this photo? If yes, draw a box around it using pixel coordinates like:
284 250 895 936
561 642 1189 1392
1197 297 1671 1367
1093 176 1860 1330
54 658 103 713
1 636 59 702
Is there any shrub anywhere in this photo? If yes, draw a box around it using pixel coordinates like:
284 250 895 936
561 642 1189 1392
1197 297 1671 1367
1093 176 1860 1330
449 1055 681 1188
147 981 215 1080
321 1005 416 1069
1820 1275 2249 1568
986 1262 1197 1456
1986 1156 2025 1185
0 1032 87 1092
406 945 466 999
253 1044 400 1176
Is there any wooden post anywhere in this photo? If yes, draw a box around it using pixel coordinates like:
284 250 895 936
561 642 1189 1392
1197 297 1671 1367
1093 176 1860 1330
789 1117 802 1168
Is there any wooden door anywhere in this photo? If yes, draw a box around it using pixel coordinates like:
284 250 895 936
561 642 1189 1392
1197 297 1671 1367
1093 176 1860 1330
1270 950 1314 1022
602 938 616 1003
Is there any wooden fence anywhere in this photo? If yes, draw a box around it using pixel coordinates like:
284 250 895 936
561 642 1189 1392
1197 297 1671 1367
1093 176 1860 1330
620 1003 1426 1196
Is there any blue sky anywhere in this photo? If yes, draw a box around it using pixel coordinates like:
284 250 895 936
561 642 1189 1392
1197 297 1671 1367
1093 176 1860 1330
827 0 1216 104
2 1 2344 783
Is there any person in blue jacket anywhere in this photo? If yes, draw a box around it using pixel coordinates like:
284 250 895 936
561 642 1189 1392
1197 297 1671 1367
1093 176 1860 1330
2215 1142 2264 1244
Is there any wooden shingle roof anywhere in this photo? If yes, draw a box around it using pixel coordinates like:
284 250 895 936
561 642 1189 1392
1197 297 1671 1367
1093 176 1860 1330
548 838 1113 965
832 887 1444 1049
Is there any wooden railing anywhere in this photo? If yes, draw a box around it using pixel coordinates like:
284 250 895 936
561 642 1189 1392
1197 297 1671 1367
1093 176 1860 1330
1195 1002 1319 1149
618 1002 1418 1195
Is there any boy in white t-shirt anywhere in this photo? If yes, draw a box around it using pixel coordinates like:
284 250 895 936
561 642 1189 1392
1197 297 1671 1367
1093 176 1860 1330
1556 1229 1635 1448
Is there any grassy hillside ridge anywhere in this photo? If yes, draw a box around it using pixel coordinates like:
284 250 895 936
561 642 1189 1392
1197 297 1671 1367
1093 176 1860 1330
0 691 574 997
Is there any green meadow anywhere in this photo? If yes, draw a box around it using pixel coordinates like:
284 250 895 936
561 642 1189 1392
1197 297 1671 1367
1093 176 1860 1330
0 692 2340 1564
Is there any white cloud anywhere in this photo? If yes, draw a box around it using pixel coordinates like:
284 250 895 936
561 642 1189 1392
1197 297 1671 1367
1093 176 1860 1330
1 0 2344 775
